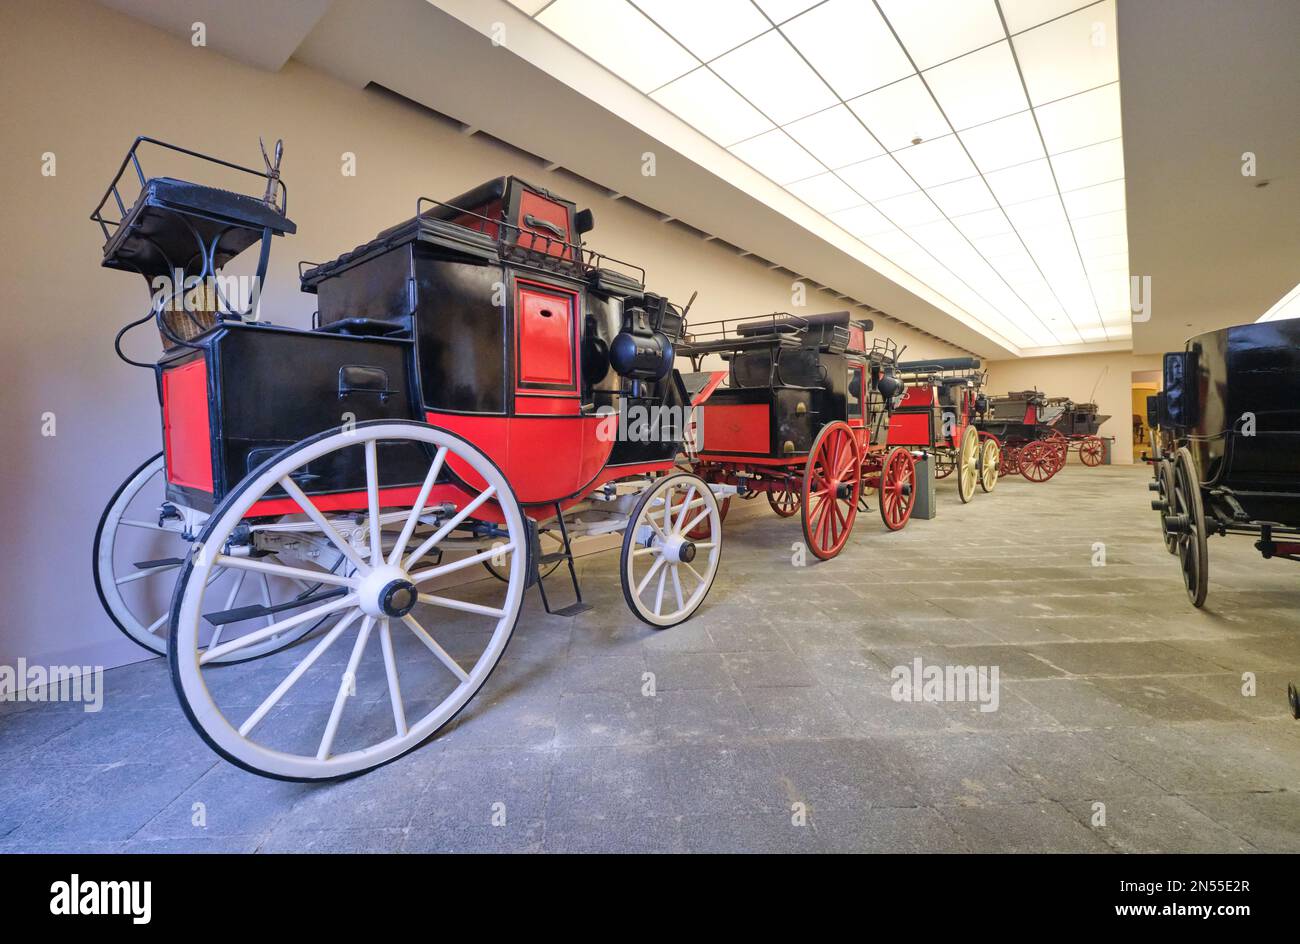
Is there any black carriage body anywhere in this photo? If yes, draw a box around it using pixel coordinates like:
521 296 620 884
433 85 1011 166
685 312 891 460
974 389 1047 442
1162 319 1300 525
299 176 689 506
155 323 426 511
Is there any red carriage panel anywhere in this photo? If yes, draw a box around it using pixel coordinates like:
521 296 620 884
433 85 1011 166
700 403 771 454
160 357 213 493
515 282 577 392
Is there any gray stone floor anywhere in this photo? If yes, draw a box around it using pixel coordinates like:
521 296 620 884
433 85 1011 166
2 463 1297 853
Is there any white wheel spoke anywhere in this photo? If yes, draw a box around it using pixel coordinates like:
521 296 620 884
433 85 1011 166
200 593 357 665
417 592 506 619
632 546 660 557
671 566 684 612
365 439 383 568
318 616 374 761
387 447 447 566
683 560 707 585
403 486 498 570
636 555 667 596
410 543 514 585
680 506 710 536
144 612 169 636
239 610 361 737
115 563 179 586
277 474 370 575
401 613 470 683
673 486 697 533
214 554 355 588
378 619 408 737
654 567 666 615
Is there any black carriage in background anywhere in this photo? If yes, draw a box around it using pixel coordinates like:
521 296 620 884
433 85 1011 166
1149 319 1300 607
973 390 1065 482
680 311 916 559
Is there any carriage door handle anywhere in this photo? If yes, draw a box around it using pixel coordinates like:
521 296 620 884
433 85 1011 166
524 215 565 238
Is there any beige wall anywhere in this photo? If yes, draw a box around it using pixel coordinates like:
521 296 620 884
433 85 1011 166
0 0 969 669
985 351 1162 465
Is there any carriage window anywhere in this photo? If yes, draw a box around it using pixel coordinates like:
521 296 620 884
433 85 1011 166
847 364 864 419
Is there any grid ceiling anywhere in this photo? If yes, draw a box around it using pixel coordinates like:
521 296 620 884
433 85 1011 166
509 0 1131 350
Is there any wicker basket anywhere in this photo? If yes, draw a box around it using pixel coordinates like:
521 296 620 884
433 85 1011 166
159 281 220 348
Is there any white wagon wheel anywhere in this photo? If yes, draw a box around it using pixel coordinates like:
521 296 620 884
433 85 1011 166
620 472 722 628
170 421 527 781
93 453 337 662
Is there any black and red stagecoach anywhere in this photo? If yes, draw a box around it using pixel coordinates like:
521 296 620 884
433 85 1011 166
678 311 917 559
1148 319 1300 607
90 137 727 780
973 389 1068 482
885 357 1000 501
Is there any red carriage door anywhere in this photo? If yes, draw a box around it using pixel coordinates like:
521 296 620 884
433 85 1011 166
515 281 578 408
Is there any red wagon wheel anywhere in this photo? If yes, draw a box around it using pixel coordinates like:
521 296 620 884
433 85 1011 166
934 458 954 479
767 478 801 517
1019 440 1059 482
878 446 915 532
1079 436 1104 467
800 421 861 560
999 444 1021 477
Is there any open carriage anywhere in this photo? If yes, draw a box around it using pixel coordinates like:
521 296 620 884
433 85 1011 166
678 311 916 560
973 389 1069 482
885 357 999 501
1148 320 1300 607
90 138 726 780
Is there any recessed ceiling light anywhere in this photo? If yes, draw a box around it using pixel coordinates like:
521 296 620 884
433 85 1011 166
837 153 919 201
539 0 696 92
784 105 884 168
1051 138 1125 191
923 41 1030 130
1033 83 1121 154
652 68 774 146
786 172 866 213
1013 1 1119 106
634 0 768 61
711 30 837 124
892 134 978 188
878 0 1006 71
781 0 914 99
957 110 1044 172
728 128 823 183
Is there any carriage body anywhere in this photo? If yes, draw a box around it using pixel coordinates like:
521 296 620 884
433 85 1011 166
885 358 994 500
92 139 725 779
680 312 917 557
1152 319 1300 606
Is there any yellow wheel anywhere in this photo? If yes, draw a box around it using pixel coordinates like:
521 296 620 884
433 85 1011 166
978 438 999 493
957 426 979 503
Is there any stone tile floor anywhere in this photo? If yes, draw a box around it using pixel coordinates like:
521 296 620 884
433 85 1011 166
2 464 1297 853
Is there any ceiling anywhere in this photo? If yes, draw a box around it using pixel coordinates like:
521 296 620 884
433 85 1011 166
89 0 1300 358
1119 0 1300 352
505 0 1132 352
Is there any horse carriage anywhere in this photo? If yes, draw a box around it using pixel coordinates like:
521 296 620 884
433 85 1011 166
678 311 917 560
1148 319 1300 607
885 357 999 501
973 389 1069 482
90 137 727 779
1042 397 1108 467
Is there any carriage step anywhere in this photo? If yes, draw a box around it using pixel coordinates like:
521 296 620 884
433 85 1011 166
550 601 593 617
134 557 184 570
205 588 347 626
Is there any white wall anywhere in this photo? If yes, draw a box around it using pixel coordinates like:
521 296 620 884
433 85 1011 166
0 0 970 670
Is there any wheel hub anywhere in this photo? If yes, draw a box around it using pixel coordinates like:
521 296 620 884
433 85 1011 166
358 565 419 618
662 534 698 563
